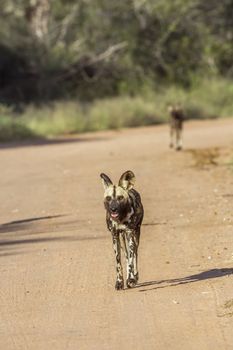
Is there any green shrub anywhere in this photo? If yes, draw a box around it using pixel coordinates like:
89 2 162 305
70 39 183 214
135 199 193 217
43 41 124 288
0 116 37 142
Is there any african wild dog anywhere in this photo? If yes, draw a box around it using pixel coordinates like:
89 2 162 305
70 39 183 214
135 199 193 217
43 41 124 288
168 104 185 151
100 171 144 290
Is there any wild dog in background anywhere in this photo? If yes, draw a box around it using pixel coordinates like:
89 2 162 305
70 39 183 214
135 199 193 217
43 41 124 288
100 171 144 290
168 104 185 151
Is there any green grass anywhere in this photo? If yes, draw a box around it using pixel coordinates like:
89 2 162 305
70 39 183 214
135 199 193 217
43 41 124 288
0 77 233 142
0 115 39 142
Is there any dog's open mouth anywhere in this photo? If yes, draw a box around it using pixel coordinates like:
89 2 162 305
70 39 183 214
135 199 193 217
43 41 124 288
111 212 119 219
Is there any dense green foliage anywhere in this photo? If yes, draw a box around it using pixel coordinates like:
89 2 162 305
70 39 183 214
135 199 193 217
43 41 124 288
1 0 233 104
1 77 232 141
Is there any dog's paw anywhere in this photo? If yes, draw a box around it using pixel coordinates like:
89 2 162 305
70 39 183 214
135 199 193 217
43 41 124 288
176 146 182 151
115 280 124 290
126 278 137 288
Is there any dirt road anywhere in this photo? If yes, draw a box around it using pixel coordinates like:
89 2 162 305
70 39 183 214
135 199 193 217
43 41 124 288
1 118 233 350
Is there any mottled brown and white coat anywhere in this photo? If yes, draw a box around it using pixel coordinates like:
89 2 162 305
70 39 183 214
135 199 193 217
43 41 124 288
100 171 144 290
168 104 185 151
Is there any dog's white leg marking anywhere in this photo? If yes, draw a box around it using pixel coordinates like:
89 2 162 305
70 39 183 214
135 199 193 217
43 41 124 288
121 233 130 280
176 128 183 150
112 233 124 290
179 129 183 149
133 246 139 280
133 230 140 282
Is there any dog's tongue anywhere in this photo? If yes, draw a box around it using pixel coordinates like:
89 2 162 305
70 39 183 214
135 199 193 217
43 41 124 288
111 213 118 218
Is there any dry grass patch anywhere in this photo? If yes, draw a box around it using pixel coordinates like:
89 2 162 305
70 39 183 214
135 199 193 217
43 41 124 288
186 147 220 169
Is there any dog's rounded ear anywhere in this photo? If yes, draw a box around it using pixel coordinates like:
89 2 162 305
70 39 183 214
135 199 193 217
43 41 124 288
118 170 135 190
100 173 113 190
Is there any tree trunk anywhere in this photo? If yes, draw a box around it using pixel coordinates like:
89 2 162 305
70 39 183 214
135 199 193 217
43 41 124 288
26 0 50 40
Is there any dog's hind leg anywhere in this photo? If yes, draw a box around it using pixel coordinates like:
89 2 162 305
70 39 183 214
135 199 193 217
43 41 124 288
112 233 124 290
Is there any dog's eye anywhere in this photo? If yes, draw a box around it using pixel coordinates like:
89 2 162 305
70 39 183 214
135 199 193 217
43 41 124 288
117 195 124 201
106 196 111 201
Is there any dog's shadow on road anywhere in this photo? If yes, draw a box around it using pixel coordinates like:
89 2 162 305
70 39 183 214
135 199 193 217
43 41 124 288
0 214 107 258
135 268 233 292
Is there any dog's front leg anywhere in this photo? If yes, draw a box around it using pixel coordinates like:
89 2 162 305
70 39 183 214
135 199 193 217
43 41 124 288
170 124 174 148
126 230 138 288
121 234 130 280
112 232 124 290
176 128 183 150
133 229 140 283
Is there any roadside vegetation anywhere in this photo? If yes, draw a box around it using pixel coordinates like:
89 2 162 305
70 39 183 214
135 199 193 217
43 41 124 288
1 77 233 141
0 1 233 141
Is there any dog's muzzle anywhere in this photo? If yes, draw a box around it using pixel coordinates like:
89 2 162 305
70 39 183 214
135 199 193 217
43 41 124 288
109 201 119 219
